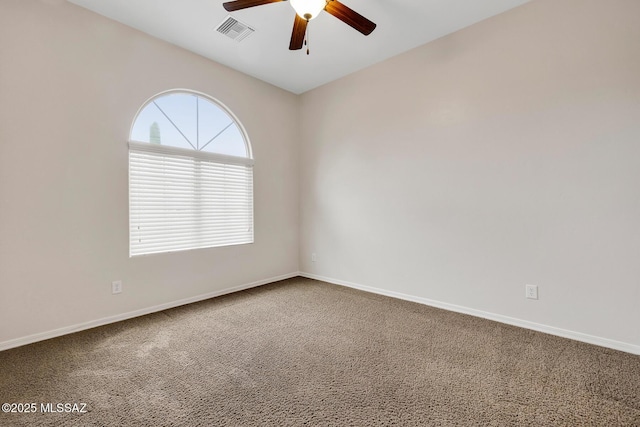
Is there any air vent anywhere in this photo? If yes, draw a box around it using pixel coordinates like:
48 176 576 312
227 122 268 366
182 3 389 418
216 16 255 42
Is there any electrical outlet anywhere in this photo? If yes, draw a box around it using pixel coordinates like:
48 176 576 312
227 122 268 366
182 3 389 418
112 280 122 295
525 284 538 300
311 253 317 262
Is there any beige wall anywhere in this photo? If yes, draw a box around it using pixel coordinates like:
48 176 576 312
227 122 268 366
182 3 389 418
0 0 299 346
299 0 640 349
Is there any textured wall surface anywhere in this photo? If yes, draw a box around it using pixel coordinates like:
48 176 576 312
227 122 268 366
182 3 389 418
0 0 299 345
299 0 640 348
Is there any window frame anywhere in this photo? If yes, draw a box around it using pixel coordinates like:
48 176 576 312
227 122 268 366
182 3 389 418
128 89 254 257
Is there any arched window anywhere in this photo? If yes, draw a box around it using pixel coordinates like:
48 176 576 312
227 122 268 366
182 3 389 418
129 90 253 256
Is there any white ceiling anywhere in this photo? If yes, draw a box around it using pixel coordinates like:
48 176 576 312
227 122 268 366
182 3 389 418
67 0 531 94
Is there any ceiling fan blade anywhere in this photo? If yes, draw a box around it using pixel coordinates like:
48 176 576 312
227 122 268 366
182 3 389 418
223 0 285 12
289 14 307 50
324 0 376 35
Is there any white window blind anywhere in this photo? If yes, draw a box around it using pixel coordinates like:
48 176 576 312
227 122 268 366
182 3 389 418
129 142 254 256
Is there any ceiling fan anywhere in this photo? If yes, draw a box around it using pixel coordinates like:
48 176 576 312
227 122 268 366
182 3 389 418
222 0 376 52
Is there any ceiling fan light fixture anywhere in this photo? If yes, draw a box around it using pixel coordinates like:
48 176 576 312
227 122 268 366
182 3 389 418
290 0 326 20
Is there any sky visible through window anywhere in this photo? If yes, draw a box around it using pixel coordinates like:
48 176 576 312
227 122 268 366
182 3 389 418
131 93 247 158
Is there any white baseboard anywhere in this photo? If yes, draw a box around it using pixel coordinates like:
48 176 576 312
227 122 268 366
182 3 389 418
0 272 299 352
299 272 640 356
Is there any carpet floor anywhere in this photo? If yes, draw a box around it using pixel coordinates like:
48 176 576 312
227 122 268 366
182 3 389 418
1 277 639 426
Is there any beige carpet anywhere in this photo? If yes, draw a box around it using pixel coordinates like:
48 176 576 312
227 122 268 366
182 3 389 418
1 277 638 426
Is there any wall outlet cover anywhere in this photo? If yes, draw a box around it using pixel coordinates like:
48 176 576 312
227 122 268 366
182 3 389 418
525 284 538 300
112 280 122 295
